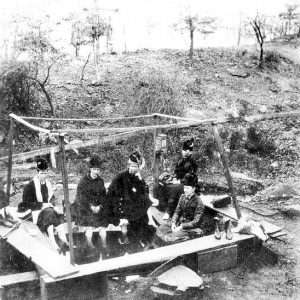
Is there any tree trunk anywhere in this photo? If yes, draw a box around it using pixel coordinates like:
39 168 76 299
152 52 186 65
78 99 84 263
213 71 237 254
75 45 79 58
259 41 264 68
189 29 194 67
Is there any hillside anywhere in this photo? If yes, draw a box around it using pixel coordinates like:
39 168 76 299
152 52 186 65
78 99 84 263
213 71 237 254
1 41 300 299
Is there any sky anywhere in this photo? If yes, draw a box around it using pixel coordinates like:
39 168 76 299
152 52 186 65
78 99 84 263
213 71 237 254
0 0 298 53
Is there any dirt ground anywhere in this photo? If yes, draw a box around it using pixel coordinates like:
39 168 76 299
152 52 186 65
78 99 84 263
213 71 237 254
106 206 300 300
1 168 300 300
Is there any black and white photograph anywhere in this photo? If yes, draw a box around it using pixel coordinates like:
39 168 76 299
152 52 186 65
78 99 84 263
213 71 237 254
0 0 299 299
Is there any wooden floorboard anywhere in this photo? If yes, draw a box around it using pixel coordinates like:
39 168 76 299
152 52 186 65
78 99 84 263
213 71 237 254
201 195 283 234
44 232 254 283
0 225 78 279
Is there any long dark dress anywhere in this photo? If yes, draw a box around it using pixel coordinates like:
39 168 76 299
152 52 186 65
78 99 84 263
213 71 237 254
19 180 63 233
157 155 198 217
174 155 198 181
106 169 153 242
74 174 108 228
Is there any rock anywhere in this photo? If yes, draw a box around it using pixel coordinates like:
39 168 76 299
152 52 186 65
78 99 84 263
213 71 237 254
157 265 203 291
226 68 250 78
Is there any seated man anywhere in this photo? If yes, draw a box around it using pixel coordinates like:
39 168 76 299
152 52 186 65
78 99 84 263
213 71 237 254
73 155 108 252
157 138 198 220
18 158 69 253
106 151 158 247
152 173 204 247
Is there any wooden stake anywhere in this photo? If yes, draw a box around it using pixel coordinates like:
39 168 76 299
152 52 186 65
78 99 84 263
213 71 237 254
153 116 161 198
58 135 75 265
6 118 14 205
211 124 242 219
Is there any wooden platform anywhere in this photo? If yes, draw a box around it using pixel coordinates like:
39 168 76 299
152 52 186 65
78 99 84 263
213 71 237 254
201 195 284 235
0 222 78 279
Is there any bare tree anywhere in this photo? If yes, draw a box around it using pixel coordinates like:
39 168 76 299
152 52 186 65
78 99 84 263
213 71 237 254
175 14 216 66
14 23 63 116
248 15 268 68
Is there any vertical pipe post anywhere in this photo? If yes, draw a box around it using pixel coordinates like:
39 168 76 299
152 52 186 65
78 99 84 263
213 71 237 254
211 124 242 219
58 135 75 265
152 115 161 198
6 117 14 206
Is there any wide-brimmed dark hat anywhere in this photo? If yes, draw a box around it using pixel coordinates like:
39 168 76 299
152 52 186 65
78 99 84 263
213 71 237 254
181 173 198 187
36 158 48 171
128 151 142 164
89 155 102 168
182 138 194 151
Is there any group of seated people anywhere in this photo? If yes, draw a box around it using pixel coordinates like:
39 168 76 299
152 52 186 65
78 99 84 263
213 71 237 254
17 137 205 256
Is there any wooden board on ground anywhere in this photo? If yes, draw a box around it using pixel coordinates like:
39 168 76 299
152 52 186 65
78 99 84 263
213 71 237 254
201 195 284 235
44 232 255 283
201 196 238 220
0 224 78 279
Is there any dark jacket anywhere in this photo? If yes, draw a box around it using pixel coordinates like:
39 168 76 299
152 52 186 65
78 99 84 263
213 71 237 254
19 180 55 211
172 193 204 230
106 169 151 225
174 155 198 180
75 174 108 227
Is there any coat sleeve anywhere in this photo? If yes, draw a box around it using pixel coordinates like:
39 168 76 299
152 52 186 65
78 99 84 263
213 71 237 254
181 198 204 229
76 178 92 212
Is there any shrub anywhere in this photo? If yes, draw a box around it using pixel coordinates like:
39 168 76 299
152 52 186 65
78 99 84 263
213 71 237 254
264 51 281 69
130 69 183 116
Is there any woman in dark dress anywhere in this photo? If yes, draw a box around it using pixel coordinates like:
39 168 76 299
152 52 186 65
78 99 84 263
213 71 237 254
159 138 198 220
74 155 108 249
106 151 158 246
152 173 204 248
18 158 69 253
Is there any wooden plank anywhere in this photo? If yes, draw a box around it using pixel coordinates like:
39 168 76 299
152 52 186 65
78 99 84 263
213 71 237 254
260 221 283 235
153 112 229 125
44 233 254 283
21 221 55 249
59 135 75 265
0 271 39 286
231 171 263 184
0 131 139 162
202 196 239 220
212 124 242 219
10 113 52 134
269 231 287 238
0 226 78 279
198 245 237 273
51 121 205 134
20 114 153 121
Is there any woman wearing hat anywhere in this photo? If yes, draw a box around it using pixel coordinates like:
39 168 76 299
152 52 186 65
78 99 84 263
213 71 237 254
152 173 204 247
106 151 158 247
74 155 108 251
159 138 198 220
18 158 69 253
